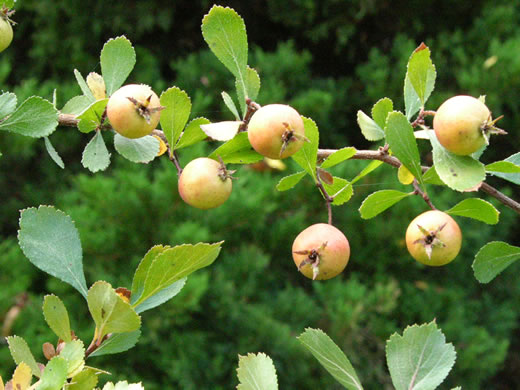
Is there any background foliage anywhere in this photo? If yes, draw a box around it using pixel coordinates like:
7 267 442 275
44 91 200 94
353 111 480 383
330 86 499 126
1 0 520 389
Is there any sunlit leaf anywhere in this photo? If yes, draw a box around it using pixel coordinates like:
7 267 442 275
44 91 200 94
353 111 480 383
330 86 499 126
320 147 357 169
236 353 278 390
276 171 307 191
160 87 192 150
6 336 40 378
114 134 159 164
473 241 520 283
43 295 72 342
292 117 319 180
101 36 136 96
359 190 412 219
0 97 59 138
200 121 241 141
446 198 499 225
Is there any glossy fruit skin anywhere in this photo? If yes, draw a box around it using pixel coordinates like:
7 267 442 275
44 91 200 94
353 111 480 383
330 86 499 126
0 17 13 53
292 223 350 280
247 104 305 159
107 84 161 139
405 210 462 266
178 158 232 209
433 95 490 155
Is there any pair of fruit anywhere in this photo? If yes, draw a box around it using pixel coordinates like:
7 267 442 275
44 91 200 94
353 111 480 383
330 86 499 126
292 210 462 281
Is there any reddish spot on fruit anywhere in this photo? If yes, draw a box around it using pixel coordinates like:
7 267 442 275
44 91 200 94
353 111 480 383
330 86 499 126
247 104 305 159
405 210 462 266
292 223 350 280
107 84 162 139
433 95 491 155
178 157 233 209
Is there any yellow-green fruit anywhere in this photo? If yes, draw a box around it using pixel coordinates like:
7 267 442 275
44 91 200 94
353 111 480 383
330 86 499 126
433 95 490 155
405 210 462 266
0 16 13 53
292 223 350 280
107 84 161 139
248 104 305 159
178 158 232 209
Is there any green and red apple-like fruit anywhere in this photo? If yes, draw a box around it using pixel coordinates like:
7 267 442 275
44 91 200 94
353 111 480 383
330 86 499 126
107 84 162 139
178 157 233 209
405 210 462 266
433 95 504 155
292 223 350 280
247 104 306 159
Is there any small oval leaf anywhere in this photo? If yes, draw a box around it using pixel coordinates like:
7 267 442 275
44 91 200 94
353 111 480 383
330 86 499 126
446 198 499 225
359 190 412 219
473 241 520 283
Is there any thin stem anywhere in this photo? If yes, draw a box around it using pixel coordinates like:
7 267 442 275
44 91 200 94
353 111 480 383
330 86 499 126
316 172 334 225
170 150 183 176
412 179 437 210
238 98 261 133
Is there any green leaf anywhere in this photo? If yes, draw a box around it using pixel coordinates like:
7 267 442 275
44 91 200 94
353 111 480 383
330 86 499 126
0 97 59 138
68 368 99 390
298 328 363 390
406 44 436 105
76 99 109 134
101 36 136 96
18 206 88 298
89 330 141 358
6 336 41 378
276 171 307 191
43 295 72 342
430 131 485 192
87 281 141 340
44 137 65 169
114 134 159 164
236 66 261 115
359 190 412 219
351 160 383 184
423 166 444 185
292 117 319 180
61 95 92 115
486 161 520 174
60 340 85 377
473 241 520 283
202 6 248 88
160 87 192 150
222 92 241 120
131 245 170 304
0 91 17 118
201 121 241 142
356 110 384 141
321 147 357 169
209 131 263 164
175 117 210 150
324 177 353 206
102 381 144 390
1 1 16 9
236 353 278 390
385 111 423 187
404 74 421 120
371 98 393 129
38 357 68 390
446 198 499 225
133 242 222 308
74 69 95 102
489 152 520 184
135 278 186 314
82 131 111 173
386 322 456 390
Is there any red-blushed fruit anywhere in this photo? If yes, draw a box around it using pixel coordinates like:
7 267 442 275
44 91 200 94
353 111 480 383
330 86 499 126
107 84 162 139
178 157 233 209
433 95 492 155
0 15 13 53
405 210 462 266
247 104 306 159
292 223 350 280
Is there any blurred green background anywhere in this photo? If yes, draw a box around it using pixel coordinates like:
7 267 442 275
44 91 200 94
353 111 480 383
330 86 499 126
1 0 520 389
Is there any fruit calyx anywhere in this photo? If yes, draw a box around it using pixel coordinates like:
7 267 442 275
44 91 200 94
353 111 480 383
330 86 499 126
280 122 309 158
217 157 236 182
293 241 328 280
412 223 447 260
127 95 165 124
481 114 507 144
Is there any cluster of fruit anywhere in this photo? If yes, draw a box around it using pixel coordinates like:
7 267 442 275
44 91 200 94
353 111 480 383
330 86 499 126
105 85 497 280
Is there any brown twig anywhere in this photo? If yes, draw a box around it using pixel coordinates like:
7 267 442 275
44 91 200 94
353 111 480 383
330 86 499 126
56 115 520 215
238 98 261 133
